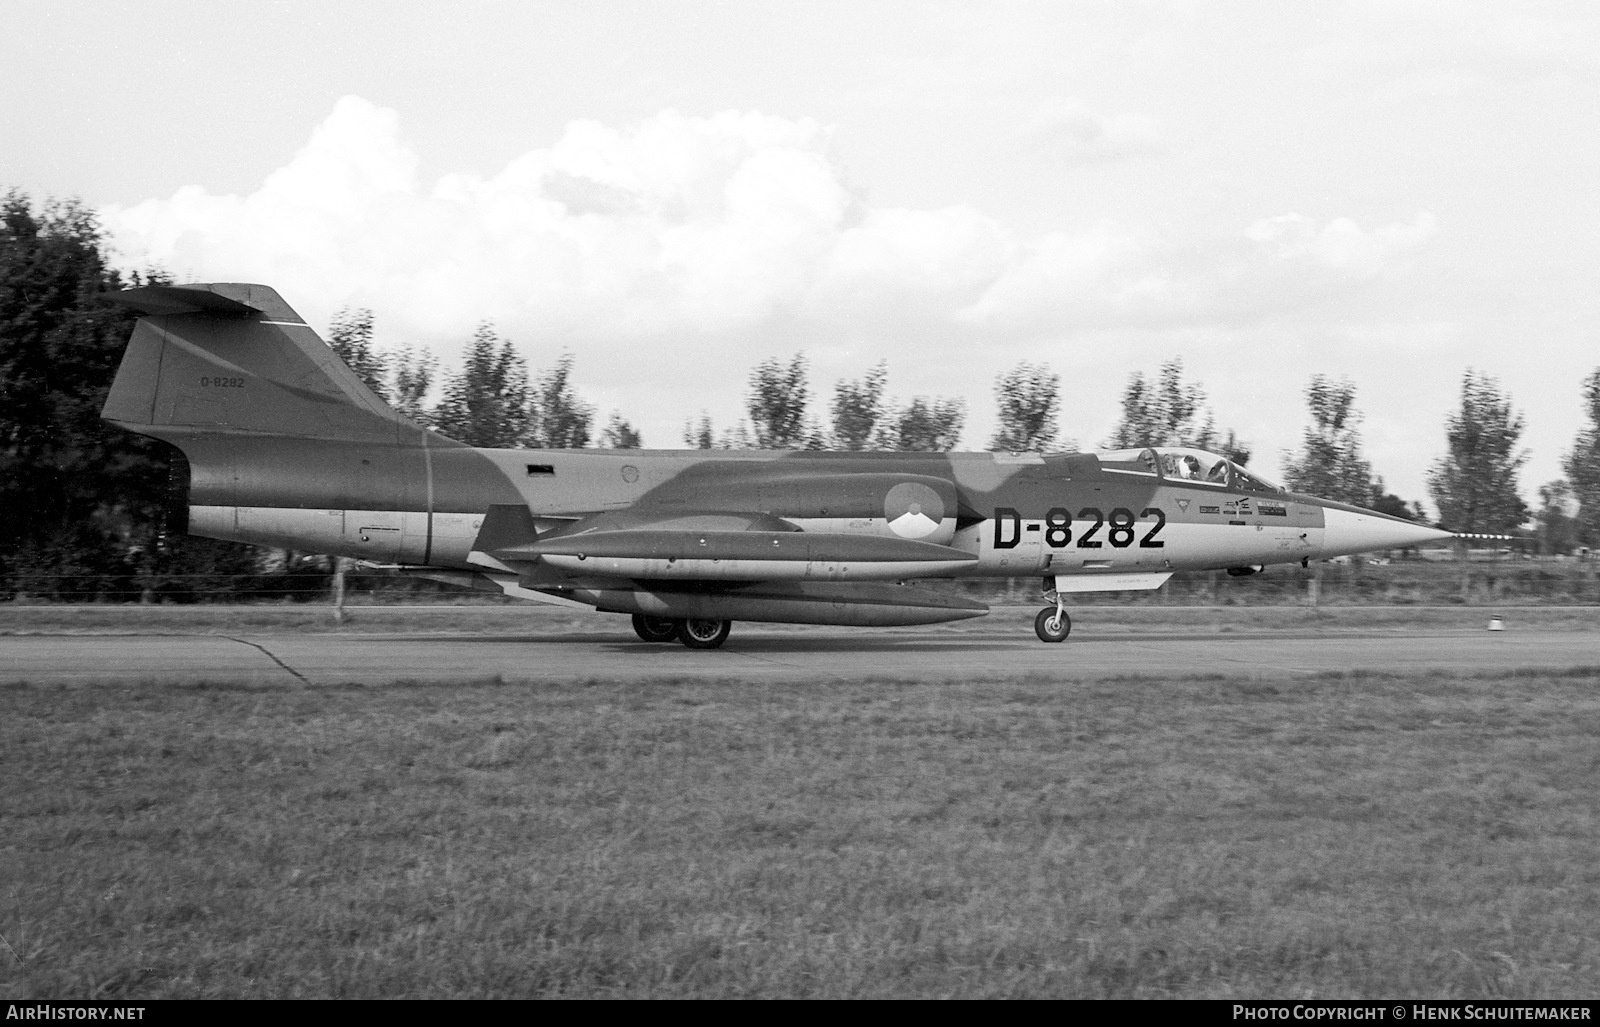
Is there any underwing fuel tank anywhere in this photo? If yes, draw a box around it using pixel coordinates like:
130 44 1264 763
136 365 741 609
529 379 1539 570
568 580 991 627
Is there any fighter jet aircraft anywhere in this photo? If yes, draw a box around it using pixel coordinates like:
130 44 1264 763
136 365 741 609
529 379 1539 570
101 283 1455 647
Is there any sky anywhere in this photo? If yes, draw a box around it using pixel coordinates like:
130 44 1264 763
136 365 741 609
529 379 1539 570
5 0 1598 511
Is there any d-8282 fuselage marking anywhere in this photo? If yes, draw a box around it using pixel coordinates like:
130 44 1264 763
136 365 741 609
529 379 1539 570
992 506 1167 550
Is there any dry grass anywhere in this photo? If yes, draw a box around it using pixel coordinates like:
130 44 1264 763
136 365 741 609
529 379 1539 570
3 666 1599 998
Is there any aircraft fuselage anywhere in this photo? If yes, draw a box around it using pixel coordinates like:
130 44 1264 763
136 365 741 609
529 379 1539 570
102 283 1456 643
180 442 1323 579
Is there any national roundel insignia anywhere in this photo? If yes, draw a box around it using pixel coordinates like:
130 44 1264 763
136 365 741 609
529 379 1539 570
884 482 945 539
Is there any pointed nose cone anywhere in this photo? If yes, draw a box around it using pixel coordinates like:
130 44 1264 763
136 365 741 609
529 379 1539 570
1320 507 1455 559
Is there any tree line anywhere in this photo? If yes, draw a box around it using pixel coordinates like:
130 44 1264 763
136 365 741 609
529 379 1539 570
5 190 1599 600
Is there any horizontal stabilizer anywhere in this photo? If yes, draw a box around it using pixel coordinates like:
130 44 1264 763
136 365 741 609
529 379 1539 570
109 283 301 320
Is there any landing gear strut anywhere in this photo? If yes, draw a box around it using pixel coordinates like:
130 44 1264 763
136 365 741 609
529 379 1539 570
631 614 680 643
679 618 731 650
1034 576 1071 643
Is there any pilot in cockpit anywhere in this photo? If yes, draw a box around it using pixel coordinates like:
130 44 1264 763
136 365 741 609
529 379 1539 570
1162 452 1204 479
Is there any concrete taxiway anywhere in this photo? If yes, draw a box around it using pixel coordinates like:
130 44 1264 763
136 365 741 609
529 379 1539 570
3 622 1596 686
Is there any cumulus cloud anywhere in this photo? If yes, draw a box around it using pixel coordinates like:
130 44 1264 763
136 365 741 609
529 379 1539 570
1014 97 1162 163
102 96 1436 354
1245 211 1438 275
106 99 854 337
959 209 1436 333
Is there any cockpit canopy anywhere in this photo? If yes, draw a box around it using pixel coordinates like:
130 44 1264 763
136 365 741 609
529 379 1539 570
1094 447 1282 493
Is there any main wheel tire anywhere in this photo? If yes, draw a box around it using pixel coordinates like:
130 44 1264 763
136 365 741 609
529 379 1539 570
631 614 680 643
1034 607 1071 643
679 618 731 650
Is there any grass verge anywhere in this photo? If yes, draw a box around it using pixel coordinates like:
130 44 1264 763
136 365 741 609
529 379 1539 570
3 668 1598 997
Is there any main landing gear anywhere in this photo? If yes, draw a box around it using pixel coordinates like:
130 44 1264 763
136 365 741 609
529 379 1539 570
631 614 680 643
630 614 732 650
1034 577 1071 643
679 618 732 650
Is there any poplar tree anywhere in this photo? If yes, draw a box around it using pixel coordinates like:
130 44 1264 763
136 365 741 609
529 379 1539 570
889 396 966 451
1282 375 1375 505
746 354 812 449
529 352 594 448
683 412 716 450
1535 480 1579 556
326 307 386 399
1562 368 1600 546
601 412 642 449
990 361 1063 451
1106 358 1214 449
1426 370 1529 535
431 323 530 448
388 342 437 426
829 362 888 451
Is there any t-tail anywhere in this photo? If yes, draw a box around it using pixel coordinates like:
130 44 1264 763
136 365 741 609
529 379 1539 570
103 282 430 446
102 283 462 561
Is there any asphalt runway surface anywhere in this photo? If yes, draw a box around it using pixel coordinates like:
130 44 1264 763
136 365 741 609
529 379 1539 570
4 620 1597 685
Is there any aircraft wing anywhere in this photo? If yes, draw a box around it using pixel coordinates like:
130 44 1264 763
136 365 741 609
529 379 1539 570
457 502 986 625
520 528 976 581
470 504 976 582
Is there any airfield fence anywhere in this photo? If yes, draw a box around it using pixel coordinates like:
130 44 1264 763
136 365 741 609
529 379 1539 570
981 558 1600 607
4 556 1599 606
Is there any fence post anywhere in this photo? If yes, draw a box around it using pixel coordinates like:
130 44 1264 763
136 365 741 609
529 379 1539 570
331 557 347 623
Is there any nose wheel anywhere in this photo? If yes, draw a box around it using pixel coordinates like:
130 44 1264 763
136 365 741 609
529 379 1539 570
1035 576 1071 643
1034 607 1071 643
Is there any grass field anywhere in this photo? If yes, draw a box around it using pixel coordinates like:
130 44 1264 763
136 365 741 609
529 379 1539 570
4 658 1600 997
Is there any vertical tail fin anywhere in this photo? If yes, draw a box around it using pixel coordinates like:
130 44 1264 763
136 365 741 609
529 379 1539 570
102 283 424 445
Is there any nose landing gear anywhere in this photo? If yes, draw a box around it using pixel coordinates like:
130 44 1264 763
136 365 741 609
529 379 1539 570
1034 607 1071 643
1034 577 1071 643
